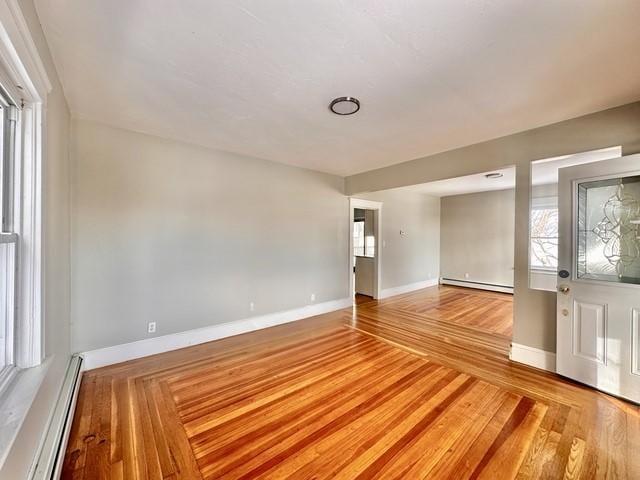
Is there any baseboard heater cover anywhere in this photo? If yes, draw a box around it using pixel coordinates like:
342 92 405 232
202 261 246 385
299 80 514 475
31 355 83 480
440 278 514 294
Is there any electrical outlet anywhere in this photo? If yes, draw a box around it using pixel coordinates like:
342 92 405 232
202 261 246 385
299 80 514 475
464 273 470 279
249 302 255 312
147 322 156 334
310 293 316 302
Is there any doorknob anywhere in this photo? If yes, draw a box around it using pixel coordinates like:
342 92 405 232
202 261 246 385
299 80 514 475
558 285 570 294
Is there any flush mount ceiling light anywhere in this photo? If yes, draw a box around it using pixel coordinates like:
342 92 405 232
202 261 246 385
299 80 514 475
485 172 503 179
329 96 360 115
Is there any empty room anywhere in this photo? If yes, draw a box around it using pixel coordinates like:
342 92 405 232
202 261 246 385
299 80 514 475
1 1 640 479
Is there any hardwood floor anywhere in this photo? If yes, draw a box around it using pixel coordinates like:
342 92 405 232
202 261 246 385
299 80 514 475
354 293 374 305
63 286 639 479
375 285 513 337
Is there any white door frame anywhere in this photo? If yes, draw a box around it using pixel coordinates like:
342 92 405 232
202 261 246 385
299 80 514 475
349 198 382 300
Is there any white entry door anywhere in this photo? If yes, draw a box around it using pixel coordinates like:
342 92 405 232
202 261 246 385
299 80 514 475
557 153 640 403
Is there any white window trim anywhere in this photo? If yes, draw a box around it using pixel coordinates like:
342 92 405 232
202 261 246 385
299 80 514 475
0 0 51 469
0 0 50 371
15 101 43 367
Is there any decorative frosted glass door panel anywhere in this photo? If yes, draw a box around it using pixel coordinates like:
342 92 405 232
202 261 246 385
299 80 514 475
576 176 640 284
556 154 640 404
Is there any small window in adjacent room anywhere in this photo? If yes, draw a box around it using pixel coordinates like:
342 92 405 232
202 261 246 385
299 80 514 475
353 220 365 256
365 234 375 258
353 208 375 258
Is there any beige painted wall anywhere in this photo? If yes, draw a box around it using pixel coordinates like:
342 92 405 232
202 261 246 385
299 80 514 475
71 120 349 353
0 1 71 478
346 102 640 353
441 189 515 288
359 190 440 290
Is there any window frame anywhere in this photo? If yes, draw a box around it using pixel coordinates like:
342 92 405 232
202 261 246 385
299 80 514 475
0 231 17 387
529 205 559 272
0 0 53 469
352 216 375 259
529 193 559 273
1 95 17 232
353 219 365 257
0 80 19 387
0 0 52 378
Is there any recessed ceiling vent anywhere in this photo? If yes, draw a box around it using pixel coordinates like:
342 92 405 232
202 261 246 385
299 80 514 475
329 96 360 115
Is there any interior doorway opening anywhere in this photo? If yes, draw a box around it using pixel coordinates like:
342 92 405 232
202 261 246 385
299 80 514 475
387 167 516 339
350 168 516 340
349 198 382 305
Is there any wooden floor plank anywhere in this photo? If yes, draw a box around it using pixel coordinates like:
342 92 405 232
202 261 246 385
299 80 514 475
62 285 638 479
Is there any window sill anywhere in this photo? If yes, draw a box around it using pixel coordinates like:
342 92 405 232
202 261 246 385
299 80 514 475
0 358 50 469
0 367 18 397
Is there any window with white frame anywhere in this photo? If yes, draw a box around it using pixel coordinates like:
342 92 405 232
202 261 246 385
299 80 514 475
0 87 18 381
0 38 48 392
353 209 375 258
530 205 558 270
353 220 365 257
528 146 622 291
0 2 53 465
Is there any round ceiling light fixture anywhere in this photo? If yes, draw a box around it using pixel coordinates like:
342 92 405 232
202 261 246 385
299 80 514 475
329 96 360 115
485 172 503 179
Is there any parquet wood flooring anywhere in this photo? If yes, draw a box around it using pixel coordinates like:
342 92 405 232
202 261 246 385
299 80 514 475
62 286 639 479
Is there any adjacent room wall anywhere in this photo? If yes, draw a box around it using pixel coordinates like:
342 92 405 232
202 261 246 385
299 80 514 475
358 190 440 291
346 102 640 353
71 120 349 353
1 1 71 478
354 256 374 296
440 189 515 288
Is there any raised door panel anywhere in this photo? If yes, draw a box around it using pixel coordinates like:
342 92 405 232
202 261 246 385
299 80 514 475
572 300 607 365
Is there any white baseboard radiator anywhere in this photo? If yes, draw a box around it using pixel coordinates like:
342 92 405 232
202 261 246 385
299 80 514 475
31 355 83 480
440 277 514 294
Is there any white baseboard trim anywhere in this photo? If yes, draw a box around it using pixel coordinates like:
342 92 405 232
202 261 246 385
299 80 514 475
440 278 514 294
380 278 439 299
510 342 556 372
81 298 352 370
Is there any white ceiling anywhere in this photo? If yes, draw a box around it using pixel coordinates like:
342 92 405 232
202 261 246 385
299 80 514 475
35 1 640 176
400 168 516 197
400 146 623 197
